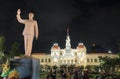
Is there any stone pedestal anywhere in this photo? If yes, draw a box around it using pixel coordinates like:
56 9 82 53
10 57 40 79
32 58 40 79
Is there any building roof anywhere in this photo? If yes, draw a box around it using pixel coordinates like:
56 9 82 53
76 43 85 49
51 43 60 50
87 53 117 56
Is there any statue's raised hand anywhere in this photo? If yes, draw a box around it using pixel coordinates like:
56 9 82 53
17 9 21 15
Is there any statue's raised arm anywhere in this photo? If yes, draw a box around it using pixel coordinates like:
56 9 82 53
16 9 26 24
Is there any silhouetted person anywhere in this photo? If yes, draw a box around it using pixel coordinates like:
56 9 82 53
84 70 89 79
52 69 56 79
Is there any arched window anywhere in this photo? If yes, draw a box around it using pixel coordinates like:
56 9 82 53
48 58 51 62
75 52 77 56
87 58 89 62
75 59 77 63
45 59 47 62
60 52 62 56
91 59 93 62
64 60 66 63
41 59 44 62
60 60 62 63
71 60 73 63
68 60 70 63
94 58 97 62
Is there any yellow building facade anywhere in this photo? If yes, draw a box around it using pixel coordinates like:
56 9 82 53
32 52 117 67
32 29 117 67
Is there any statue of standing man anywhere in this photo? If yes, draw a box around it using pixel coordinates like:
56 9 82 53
16 9 39 56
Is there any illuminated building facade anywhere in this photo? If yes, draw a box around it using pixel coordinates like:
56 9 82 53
32 28 117 67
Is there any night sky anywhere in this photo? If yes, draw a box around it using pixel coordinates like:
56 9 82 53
0 0 120 53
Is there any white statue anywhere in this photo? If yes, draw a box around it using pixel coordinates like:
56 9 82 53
16 9 39 56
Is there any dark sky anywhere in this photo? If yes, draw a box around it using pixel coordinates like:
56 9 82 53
0 0 120 53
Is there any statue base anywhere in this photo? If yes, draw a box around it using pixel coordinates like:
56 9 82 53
10 56 40 79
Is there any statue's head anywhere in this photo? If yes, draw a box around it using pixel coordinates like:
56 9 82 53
28 12 34 20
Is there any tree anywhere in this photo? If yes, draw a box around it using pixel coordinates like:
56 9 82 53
40 65 44 71
0 36 5 52
98 55 120 78
10 42 21 57
85 65 92 72
68 65 75 71
0 36 5 64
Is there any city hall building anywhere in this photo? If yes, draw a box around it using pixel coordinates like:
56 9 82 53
32 29 117 67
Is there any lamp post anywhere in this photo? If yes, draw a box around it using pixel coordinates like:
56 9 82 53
108 50 112 57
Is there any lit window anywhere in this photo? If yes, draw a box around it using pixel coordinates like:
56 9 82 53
68 60 70 63
91 59 93 62
60 60 62 63
60 52 62 55
64 60 66 63
75 53 77 56
71 60 73 63
75 60 77 63
41 59 44 62
48 58 51 62
87 58 89 62
94 58 97 62
45 59 47 62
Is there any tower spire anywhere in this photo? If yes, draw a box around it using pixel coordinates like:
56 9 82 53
66 27 71 50
67 27 69 35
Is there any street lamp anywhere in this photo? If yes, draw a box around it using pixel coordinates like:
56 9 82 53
108 50 112 54
108 50 112 57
